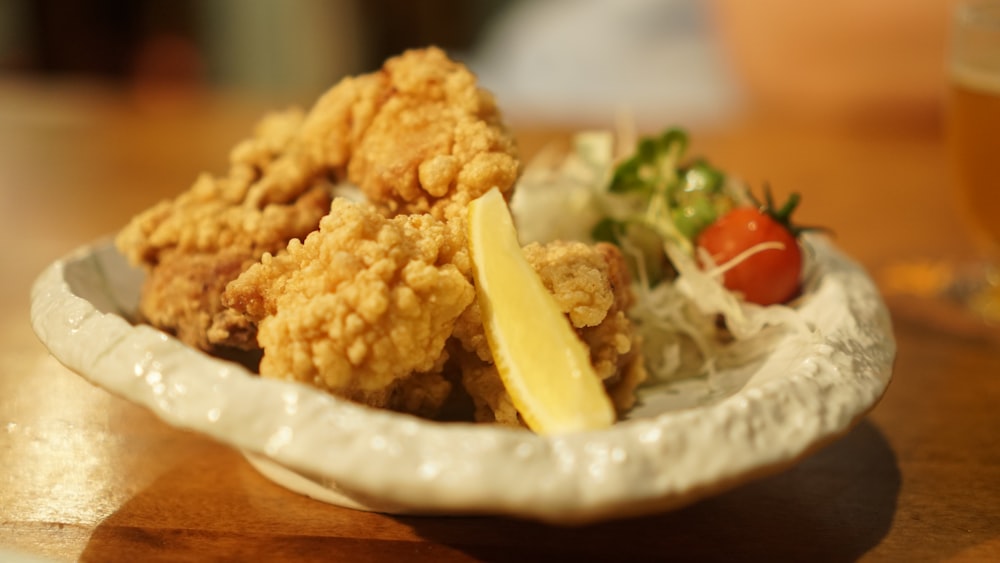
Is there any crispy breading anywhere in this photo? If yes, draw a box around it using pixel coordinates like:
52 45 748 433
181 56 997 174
115 106 333 350
452 241 647 425
116 109 326 265
114 46 646 426
223 199 475 417
220 204 644 423
450 348 522 426
116 47 519 353
295 46 521 221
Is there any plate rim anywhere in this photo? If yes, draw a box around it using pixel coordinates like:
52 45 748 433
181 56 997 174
29 234 895 524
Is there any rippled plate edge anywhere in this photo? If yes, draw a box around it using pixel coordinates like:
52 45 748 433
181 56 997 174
29 235 895 524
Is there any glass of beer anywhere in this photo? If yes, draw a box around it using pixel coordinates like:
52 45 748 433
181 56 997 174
947 0 1000 323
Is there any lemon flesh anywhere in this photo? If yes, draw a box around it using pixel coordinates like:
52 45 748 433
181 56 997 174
468 188 615 434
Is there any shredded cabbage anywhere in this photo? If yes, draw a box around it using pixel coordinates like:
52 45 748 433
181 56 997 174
510 130 814 385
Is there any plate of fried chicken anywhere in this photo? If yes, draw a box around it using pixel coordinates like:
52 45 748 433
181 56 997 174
30 47 895 524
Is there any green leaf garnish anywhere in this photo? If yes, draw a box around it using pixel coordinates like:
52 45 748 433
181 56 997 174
595 127 729 284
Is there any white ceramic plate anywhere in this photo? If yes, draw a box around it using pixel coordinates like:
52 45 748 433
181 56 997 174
30 235 894 525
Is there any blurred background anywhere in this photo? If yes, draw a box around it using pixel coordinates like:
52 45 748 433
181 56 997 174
0 0 957 129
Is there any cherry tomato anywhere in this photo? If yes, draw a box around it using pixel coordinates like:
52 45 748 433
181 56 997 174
695 207 802 305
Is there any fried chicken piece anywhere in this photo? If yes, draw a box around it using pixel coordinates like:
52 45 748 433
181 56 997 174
450 351 521 426
451 241 647 426
138 246 259 353
116 108 334 351
116 109 322 265
220 198 642 423
293 46 521 221
116 47 519 353
223 199 475 417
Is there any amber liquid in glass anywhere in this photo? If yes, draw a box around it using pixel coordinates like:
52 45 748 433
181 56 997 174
949 67 1000 252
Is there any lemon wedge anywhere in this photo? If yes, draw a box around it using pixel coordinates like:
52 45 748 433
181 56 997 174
468 188 615 434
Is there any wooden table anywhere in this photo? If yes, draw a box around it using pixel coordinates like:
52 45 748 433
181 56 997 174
2 79 998 562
